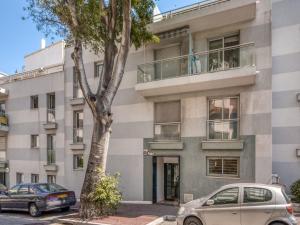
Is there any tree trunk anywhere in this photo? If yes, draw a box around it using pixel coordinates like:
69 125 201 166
79 116 111 219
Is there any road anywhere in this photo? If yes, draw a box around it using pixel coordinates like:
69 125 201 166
0 210 71 225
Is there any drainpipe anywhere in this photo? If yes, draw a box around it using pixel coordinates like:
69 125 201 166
188 32 193 75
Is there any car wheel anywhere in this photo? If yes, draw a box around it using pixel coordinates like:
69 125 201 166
184 216 202 225
29 203 41 217
61 206 70 212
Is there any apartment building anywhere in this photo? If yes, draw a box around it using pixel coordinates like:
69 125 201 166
0 0 298 204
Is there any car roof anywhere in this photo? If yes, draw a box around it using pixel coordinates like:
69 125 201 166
220 183 283 190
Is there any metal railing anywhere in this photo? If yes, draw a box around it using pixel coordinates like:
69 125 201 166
73 127 83 143
153 0 230 23
0 64 63 85
154 122 181 141
47 109 56 123
137 43 255 83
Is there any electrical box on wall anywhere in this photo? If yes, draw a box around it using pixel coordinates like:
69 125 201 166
296 149 300 157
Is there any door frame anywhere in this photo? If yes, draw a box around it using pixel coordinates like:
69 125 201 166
152 155 180 204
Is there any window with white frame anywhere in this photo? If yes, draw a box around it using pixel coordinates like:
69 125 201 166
208 96 239 140
31 174 39 183
94 61 104 78
73 110 83 143
47 175 56 184
31 135 39 148
207 157 239 177
154 101 181 141
73 154 84 169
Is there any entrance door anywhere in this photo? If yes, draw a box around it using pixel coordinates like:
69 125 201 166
164 163 179 201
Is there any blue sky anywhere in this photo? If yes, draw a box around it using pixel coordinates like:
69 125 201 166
0 0 200 74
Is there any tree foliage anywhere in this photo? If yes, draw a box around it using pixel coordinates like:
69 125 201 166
291 179 300 203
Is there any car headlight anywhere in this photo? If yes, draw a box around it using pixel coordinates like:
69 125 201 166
177 206 185 215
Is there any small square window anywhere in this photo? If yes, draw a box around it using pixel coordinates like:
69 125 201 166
31 135 39 148
30 95 39 109
31 174 39 183
94 62 104 78
73 154 84 169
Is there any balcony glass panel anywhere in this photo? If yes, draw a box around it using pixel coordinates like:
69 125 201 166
47 109 56 123
208 120 238 140
154 123 181 141
137 43 255 83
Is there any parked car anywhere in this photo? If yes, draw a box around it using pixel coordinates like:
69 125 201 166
177 183 298 225
0 184 7 195
0 183 76 217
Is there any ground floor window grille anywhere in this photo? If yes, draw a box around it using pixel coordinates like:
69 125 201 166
207 157 239 177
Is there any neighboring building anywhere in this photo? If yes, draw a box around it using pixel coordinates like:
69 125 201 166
0 0 297 205
271 0 300 188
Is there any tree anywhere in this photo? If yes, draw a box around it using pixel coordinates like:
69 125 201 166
25 0 157 219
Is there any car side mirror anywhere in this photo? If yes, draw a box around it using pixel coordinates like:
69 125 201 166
206 199 215 206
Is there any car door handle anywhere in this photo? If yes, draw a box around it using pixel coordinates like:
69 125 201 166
232 212 238 215
264 211 272 214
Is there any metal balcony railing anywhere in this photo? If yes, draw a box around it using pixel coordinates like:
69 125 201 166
137 43 255 83
153 0 230 23
47 109 56 123
73 128 83 143
154 122 181 141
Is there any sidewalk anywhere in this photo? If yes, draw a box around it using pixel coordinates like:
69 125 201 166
56 204 178 225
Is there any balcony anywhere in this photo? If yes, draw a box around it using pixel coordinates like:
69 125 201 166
70 128 85 150
0 112 8 134
44 109 57 129
135 43 256 97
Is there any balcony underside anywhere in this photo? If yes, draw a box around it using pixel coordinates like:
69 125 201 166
135 66 256 97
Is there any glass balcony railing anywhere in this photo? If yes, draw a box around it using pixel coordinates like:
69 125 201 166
47 150 56 165
137 43 255 83
154 122 181 141
73 127 83 143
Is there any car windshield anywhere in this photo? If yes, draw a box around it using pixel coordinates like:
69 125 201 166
35 184 67 193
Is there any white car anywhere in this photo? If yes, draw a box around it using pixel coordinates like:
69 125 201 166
177 183 298 225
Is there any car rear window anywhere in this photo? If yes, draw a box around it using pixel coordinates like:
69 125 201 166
35 184 67 193
281 188 291 203
244 187 272 203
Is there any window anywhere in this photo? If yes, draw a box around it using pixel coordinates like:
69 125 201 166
30 95 39 109
47 175 56 184
47 93 55 122
244 187 272 203
9 185 19 195
94 61 104 78
73 154 84 169
31 174 39 183
16 173 23 184
73 67 83 98
73 110 83 143
208 97 239 140
154 101 181 141
18 185 29 194
208 33 240 72
207 157 239 177
47 134 56 164
208 188 239 205
31 135 39 148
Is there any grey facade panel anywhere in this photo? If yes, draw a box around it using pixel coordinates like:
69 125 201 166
272 90 300 109
272 0 300 29
272 52 300 75
273 161 300 189
272 126 300 144
143 136 256 202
